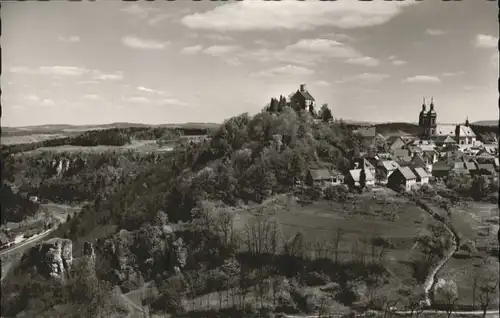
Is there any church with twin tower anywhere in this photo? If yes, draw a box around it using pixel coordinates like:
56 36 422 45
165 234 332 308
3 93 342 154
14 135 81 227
418 97 437 140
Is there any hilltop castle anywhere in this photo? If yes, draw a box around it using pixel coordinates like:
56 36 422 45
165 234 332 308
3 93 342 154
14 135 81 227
418 97 437 140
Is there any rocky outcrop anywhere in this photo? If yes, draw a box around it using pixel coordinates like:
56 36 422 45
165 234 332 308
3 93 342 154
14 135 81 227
27 237 73 281
83 240 96 270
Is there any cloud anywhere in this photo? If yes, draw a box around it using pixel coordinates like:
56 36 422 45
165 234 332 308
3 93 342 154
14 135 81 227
391 60 407 66
158 98 189 107
205 34 234 41
181 0 417 31
402 75 441 84
24 94 40 102
321 33 356 42
426 29 447 36
121 35 170 50
41 99 56 107
474 34 498 49
121 3 159 19
250 65 314 77
10 66 122 81
337 73 390 83
442 71 465 77
93 71 123 81
312 80 331 87
203 45 241 57
58 35 80 43
83 94 99 100
345 56 380 67
137 86 166 95
251 38 363 66
126 96 150 103
180 45 204 55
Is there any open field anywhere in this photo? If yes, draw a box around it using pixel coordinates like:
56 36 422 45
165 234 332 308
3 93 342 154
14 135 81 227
1 133 67 145
20 139 175 154
231 190 444 303
436 201 499 308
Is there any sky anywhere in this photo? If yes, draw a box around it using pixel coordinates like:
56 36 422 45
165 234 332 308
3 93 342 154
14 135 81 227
2 0 498 127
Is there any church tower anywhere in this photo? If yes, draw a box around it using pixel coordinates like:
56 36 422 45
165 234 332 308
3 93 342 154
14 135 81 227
427 97 437 138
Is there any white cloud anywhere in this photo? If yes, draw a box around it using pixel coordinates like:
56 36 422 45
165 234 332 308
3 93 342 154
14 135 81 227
205 34 234 41
392 60 407 66
92 71 123 81
149 13 175 26
337 73 390 83
250 65 314 77
122 35 170 50
181 0 417 31
41 99 56 107
312 80 331 87
137 86 166 95
345 56 380 67
58 35 80 43
202 45 241 57
158 98 189 107
83 94 99 100
180 45 204 55
474 34 498 49
249 38 362 66
39 66 88 76
24 94 40 102
426 29 447 36
321 33 356 42
402 75 441 84
121 3 159 19
442 71 465 77
127 96 150 103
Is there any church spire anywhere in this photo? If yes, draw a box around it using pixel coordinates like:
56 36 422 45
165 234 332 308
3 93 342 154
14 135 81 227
465 116 470 127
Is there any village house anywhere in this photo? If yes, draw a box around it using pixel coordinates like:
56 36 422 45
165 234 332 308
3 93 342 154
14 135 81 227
352 157 377 177
376 160 400 184
411 167 430 186
290 84 315 113
306 168 344 189
455 121 477 145
387 136 409 151
411 153 433 173
464 161 479 176
434 135 457 147
345 168 376 189
387 166 418 192
375 152 394 161
432 162 453 178
476 163 496 176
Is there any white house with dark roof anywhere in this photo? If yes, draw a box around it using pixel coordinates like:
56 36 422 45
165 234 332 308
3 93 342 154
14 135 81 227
346 168 375 188
387 166 417 192
411 167 430 186
376 160 400 184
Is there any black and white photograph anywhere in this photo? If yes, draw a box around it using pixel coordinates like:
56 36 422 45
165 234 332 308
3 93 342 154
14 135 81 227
1 0 499 317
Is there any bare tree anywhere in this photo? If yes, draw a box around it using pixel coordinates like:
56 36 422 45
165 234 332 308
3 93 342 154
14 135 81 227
332 228 344 263
477 273 499 317
434 279 459 318
241 215 281 256
313 237 328 260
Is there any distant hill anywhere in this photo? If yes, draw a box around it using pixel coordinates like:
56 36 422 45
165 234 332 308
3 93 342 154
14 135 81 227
472 120 498 127
2 122 221 136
